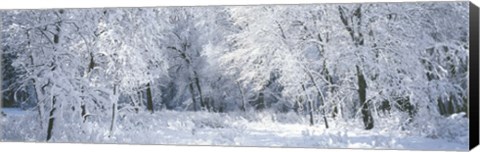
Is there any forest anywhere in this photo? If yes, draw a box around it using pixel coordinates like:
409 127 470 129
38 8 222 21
0 2 470 150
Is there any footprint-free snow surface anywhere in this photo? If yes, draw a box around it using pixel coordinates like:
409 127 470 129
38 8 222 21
0 108 468 151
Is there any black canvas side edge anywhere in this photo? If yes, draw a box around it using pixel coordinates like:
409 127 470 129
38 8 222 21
470 1 479 150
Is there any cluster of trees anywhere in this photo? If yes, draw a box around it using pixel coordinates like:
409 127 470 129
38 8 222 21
1 2 469 141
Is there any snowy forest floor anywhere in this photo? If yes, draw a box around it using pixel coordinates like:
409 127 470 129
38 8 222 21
0 108 468 151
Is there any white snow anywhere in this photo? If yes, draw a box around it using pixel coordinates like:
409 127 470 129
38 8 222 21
0 108 468 151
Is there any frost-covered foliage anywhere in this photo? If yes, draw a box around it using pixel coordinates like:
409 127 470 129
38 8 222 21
0 2 470 150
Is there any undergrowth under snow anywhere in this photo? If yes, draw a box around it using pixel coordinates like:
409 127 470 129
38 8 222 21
0 108 468 151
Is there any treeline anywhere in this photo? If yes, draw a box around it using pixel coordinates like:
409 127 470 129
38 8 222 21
1 2 469 141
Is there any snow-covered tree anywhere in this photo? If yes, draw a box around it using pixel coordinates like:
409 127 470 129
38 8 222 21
225 5 334 127
160 7 239 112
91 8 169 134
2 9 100 141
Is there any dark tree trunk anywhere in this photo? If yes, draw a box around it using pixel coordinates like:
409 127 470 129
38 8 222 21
254 91 266 110
437 98 446 115
305 71 329 128
88 52 95 73
357 65 374 130
81 104 88 123
80 52 95 122
237 82 246 112
338 6 374 130
332 106 338 118
189 81 198 111
146 83 154 113
322 60 337 119
309 103 315 126
46 96 57 141
109 102 117 135
301 84 315 126
109 85 118 136
47 10 64 141
137 90 143 112
167 46 205 112
447 96 455 114
260 92 266 110
193 71 208 112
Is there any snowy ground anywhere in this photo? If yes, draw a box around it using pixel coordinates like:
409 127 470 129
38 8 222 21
0 108 468 151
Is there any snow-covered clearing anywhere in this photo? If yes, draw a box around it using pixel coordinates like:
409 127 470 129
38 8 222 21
0 108 468 151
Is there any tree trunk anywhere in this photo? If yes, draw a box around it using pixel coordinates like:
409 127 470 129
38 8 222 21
47 10 64 141
167 46 204 112
357 65 374 130
31 78 44 129
193 71 208 112
338 6 374 130
301 84 315 126
189 81 198 111
237 82 246 112
81 104 88 123
305 70 329 128
322 60 338 119
258 91 266 110
109 85 118 136
80 50 96 122
308 101 315 126
46 96 57 141
146 83 154 113
332 106 338 118
109 102 117 136
29 55 44 127
87 52 95 73
137 90 144 112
